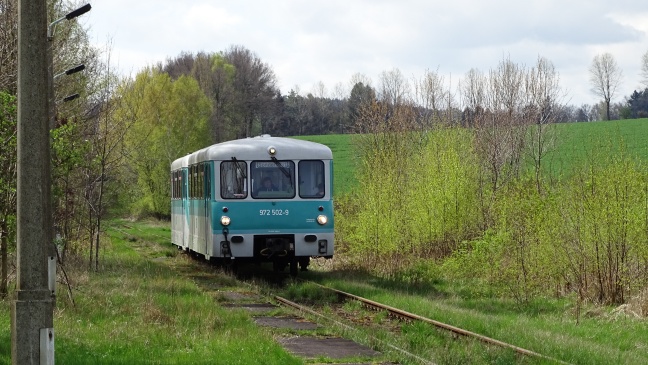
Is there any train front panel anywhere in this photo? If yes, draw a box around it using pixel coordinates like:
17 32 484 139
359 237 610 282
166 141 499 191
210 199 334 260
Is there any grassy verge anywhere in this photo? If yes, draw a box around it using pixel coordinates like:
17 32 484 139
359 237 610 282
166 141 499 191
4 218 646 364
289 270 648 365
0 219 301 365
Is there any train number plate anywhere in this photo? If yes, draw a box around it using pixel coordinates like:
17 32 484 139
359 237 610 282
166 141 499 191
259 209 289 216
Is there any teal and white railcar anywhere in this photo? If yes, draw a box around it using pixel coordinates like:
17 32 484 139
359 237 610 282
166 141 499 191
170 135 334 275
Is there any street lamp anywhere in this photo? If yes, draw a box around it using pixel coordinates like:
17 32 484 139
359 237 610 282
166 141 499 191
54 64 85 79
47 3 91 40
60 93 80 103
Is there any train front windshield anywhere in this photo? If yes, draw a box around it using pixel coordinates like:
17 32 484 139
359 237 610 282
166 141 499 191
251 161 295 198
219 159 326 200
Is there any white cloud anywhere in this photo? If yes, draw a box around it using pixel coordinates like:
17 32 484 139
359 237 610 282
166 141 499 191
86 0 648 105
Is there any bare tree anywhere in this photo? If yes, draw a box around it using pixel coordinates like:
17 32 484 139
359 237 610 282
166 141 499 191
461 68 486 128
82 45 132 271
349 72 372 90
378 68 409 107
524 56 565 193
463 57 526 194
641 50 648 88
311 81 328 99
331 82 347 100
413 68 452 126
589 53 623 121
0 0 17 93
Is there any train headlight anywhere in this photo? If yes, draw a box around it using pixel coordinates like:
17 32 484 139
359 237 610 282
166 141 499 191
316 215 328 225
220 216 231 226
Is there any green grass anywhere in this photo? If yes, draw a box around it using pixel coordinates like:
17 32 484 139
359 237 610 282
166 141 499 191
293 134 360 196
545 118 648 176
293 270 648 365
297 119 648 195
0 220 302 365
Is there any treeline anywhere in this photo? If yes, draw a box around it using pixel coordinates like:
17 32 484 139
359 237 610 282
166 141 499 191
158 49 359 138
156 51 648 138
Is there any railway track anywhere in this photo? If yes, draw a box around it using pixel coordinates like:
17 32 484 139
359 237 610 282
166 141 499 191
113 223 570 364
276 281 571 365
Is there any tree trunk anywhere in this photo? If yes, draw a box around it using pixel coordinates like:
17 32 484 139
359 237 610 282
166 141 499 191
0 219 7 297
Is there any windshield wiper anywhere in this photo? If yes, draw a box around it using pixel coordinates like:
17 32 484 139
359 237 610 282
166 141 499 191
270 157 292 185
231 157 246 178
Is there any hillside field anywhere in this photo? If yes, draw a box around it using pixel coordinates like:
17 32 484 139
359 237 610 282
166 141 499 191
297 118 648 195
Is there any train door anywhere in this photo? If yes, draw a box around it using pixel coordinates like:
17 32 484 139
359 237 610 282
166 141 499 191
195 163 206 254
204 162 212 256
182 168 189 249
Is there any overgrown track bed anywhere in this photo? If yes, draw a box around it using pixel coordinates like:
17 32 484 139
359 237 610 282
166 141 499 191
277 281 571 365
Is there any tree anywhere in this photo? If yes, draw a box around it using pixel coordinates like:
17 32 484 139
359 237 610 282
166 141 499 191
589 53 623 121
0 0 17 93
461 58 526 195
348 82 375 128
222 45 280 138
81 48 131 271
627 88 648 118
641 50 648 88
378 68 409 107
0 91 16 296
524 56 565 193
117 70 212 218
413 68 453 126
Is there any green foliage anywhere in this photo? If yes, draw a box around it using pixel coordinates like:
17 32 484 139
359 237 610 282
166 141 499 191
0 91 17 261
116 70 212 217
556 152 648 304
338 118 648 307
0 91 17 211
340 127 481 275
444 145 648 305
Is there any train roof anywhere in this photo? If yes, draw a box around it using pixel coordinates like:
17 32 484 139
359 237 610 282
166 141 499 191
171 135 332 170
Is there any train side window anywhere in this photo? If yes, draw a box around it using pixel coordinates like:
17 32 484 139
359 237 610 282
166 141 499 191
188 166 192 199
221 161 248 199
188 167 192 198
176 171 180 199
298 160 325 198
199 163 204 198
189 166 193 199
172 171 178 199
205 163 211 200
173 172 177 199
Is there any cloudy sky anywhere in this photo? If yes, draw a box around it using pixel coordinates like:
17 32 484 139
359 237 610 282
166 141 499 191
84 0 648 106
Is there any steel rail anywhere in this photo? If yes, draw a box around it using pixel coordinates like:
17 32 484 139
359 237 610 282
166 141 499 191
309 283 572 365
275 295 437 365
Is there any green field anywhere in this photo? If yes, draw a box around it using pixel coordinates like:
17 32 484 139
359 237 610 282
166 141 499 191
293 134 360 196
298 118 648 195
551 118 648 170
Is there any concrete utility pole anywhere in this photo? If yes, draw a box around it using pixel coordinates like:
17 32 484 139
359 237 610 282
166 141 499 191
12 0 55 363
